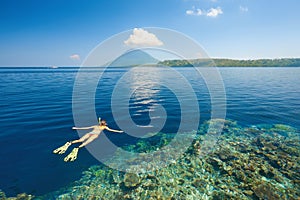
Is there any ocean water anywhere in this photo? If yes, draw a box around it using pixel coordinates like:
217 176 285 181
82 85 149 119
0 67 299 197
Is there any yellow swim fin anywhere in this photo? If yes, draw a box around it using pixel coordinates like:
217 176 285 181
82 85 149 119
53 142 71 154
64 147 79 162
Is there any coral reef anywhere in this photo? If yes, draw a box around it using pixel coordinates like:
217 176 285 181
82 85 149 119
123 173 140 188
0 190 34 200
26 120 300 199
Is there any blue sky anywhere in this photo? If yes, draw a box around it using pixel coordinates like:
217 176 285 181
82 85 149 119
1 0 300 66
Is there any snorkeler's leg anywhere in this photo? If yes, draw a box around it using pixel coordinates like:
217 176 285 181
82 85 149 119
53 142 72 154
63 134 98 162
78 134 98 148
54 133 91 155
70 133 91 144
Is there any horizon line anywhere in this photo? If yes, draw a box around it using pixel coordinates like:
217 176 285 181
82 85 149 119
1 57 299 68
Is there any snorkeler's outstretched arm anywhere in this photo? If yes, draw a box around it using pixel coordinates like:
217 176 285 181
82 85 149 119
72 125 95 130
105 126 124 133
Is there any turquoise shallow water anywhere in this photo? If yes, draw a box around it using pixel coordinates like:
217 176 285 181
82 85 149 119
43 120 300 199
0 67 299 199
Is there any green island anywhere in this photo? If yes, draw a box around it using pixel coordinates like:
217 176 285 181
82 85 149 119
158 58 300 67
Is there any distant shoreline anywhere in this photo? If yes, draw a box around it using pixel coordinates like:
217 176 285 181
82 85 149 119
1 58 300 68
158 58 300 67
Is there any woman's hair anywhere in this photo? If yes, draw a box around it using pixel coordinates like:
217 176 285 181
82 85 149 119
100 120 107 126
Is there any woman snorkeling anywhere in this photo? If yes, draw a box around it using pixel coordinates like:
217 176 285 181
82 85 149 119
53 118 123 162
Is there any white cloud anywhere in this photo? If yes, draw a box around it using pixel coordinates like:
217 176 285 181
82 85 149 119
70 54 80 61
207 7 223 17
196 9 204 15
186 8 203 16
124 28 163 47
240 6 249 13
186 6 223 17
186 10 194 15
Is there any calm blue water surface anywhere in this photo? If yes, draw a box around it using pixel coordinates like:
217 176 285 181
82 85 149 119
0 67 299 196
